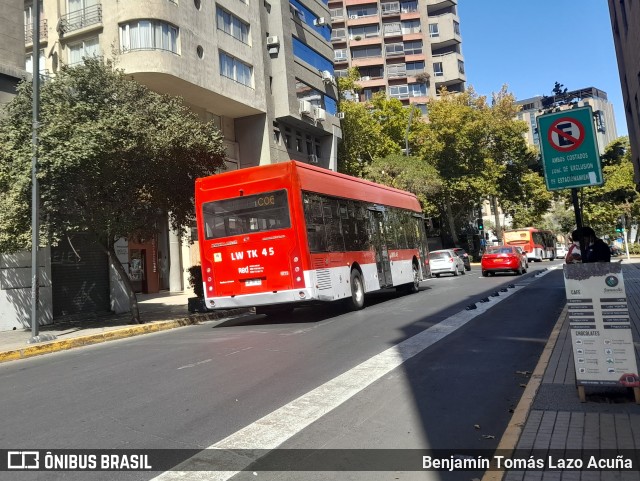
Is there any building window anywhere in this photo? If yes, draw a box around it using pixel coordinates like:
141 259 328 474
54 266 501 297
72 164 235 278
68 37 100 65
433 62 443 77
428 23 439 38
453 21 460 35
219 51 252 87
400 0 418 13
389 85 409 99
350 25 379 39
216 7 249 44
353 45 383 59
120 20 178 53
458 60 465 74
406 60 425 76
408 83 426 97
25 48 46 73
404 40 422 55
402 19 420 34
334 49 347 61
293 37 333 73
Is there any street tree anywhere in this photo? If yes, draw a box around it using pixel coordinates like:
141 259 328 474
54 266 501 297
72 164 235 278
362 153 442 218
0 58 226 323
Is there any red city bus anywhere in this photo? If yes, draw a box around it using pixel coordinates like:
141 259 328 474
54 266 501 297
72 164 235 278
194 161 430 313
503 227 556 262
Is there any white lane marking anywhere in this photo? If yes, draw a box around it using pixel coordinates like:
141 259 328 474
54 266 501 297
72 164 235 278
177 359 213 370
152 281 539 481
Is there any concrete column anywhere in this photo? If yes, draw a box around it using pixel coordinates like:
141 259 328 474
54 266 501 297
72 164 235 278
169 226 183 292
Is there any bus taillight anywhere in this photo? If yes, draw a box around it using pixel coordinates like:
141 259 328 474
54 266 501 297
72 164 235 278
291 247 305 288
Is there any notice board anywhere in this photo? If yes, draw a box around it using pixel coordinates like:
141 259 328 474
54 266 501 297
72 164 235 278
563 263 640 401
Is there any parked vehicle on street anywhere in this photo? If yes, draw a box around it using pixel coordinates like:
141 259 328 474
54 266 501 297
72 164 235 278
481 246 528 276
556 243 568 258
503 227 556 262
452 247 472 271
195 161 431 313
429 249 466 277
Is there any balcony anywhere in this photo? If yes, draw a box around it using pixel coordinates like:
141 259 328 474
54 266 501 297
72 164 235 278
381 2 401 16
432 51 466 86
383 23 402 37
58 3 102 35
428 13 461 48
426 0 456 13
25 19 48 44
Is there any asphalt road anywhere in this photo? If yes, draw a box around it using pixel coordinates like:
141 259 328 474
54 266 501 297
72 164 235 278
0 261 568 481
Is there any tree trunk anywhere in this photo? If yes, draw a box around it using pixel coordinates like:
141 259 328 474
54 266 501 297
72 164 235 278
492 196 502 242
107 244 141 324
445 200 459 245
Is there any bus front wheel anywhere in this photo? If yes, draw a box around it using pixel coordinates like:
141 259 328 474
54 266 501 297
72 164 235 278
349 270 365 310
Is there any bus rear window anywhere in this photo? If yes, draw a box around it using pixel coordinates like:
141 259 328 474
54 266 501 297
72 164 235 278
202 190 291 240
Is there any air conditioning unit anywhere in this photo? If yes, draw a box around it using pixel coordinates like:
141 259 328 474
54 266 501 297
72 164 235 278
360 76 371 81
350 15 358 19
299 99 312 115
266 36 280 47
308 154 319 163
321 70 333 82
337 112 345 119
314 107 326 121
314 17 329 26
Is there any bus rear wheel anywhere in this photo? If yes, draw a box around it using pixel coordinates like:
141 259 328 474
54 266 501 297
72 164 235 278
349 269 365 310
398 262 420 294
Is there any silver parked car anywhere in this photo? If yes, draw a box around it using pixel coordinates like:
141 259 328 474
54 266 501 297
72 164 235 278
429 249 466 277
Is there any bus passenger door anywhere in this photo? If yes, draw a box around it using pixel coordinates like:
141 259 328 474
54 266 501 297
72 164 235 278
370 209 392 287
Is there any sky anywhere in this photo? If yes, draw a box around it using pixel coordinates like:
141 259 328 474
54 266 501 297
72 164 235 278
457 0 628 137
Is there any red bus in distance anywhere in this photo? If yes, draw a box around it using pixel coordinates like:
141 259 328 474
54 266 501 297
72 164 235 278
194 161 430 314
503 227 556 262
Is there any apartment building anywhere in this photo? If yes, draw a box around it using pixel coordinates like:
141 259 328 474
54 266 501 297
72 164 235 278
609 0 640 185
328 0 465 109
18 0 342 318
515 87 618 155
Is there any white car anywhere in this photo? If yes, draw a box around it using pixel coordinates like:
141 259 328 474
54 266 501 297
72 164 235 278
556 244 568 258
429 249 466 277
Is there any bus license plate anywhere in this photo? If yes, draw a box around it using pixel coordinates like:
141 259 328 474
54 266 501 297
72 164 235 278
245 279 262 286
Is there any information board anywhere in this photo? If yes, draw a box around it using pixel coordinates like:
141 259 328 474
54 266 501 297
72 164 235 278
563 263 639 389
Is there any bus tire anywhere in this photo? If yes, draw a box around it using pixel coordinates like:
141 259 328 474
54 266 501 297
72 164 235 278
398 262 420 294
349 269 365 310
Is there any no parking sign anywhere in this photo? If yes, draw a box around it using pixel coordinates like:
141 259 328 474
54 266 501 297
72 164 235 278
537 106 603 191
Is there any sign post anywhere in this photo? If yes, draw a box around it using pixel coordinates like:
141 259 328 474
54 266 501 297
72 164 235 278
563 263 640 403
537 106 603 191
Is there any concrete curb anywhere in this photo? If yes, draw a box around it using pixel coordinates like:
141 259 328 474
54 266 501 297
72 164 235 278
0 308 252 364
481 304 567 481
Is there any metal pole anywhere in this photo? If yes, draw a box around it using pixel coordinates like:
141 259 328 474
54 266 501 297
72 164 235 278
30 0 41 340
571 188 582 229
405 108 414 156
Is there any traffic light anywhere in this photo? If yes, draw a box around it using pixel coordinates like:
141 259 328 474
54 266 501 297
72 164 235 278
616 215 624 233
477 218 484 231
616 223 623 233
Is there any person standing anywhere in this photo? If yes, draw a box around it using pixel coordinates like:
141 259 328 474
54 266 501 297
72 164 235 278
580 227 611 263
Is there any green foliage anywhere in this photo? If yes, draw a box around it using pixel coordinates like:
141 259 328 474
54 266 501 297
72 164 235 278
362 154 442 217
187 265 204 298
0 57 226 253
560 137 638 237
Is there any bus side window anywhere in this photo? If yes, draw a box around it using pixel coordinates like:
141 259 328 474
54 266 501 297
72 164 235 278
324 198 345 252
303 193 327 253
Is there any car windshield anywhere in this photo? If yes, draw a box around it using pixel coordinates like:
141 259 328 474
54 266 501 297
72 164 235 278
487 247 514 254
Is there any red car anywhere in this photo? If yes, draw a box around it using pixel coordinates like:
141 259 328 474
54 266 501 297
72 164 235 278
481 246 528 277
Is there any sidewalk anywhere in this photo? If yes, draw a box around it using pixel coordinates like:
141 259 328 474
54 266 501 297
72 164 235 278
0 291 251 363
494 257 640 481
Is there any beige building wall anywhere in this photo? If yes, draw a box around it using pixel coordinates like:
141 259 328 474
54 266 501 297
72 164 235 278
0 0 28 107
609 0 640 185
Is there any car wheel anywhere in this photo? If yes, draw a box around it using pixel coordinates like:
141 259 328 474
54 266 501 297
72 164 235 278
348 269 365 310
465 266 471 271
453 268 459 277
461 266 466 275
482 270 488 277
435 273 440 278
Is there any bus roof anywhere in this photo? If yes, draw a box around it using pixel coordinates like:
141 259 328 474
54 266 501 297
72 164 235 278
196 161 422 212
